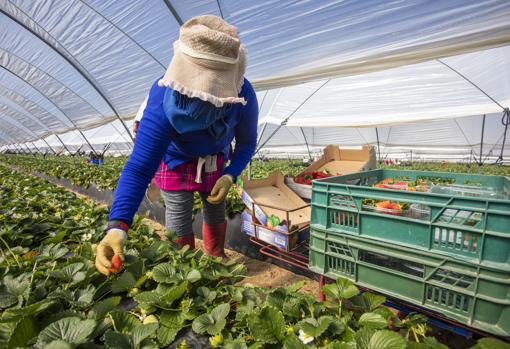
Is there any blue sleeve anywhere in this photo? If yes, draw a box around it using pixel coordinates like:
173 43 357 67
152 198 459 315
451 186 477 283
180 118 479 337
109 82 172 225
224 81 259 179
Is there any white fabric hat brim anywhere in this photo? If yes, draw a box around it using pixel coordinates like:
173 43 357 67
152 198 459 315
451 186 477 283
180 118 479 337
158 41 246 107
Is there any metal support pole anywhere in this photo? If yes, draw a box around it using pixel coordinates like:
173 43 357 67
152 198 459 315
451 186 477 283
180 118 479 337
41 138 57 155
255 79 331 155
162 0 184 25
375 128 381 162
76 129 97 155
31 142 43 154
13 144 22 154
55 134 72 155
22 143 34 155
479 114 485 165
300 127 312 161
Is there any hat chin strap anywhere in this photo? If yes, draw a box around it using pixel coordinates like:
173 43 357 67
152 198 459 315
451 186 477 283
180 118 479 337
177 40 240 64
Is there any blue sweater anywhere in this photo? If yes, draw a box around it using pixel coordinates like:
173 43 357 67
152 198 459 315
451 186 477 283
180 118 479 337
109 78 258 225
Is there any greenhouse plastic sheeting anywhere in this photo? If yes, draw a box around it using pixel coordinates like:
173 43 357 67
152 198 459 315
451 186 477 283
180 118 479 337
1 0 510 146
255 113 509 162
257 45 510 128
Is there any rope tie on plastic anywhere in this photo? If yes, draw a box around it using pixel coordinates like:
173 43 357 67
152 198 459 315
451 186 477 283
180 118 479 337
496 108 510 164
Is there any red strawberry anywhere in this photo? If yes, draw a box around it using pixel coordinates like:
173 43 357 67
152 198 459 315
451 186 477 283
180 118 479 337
109 254 123 273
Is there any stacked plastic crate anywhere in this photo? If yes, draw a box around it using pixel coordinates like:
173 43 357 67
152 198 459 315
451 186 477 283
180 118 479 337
308 169 510 336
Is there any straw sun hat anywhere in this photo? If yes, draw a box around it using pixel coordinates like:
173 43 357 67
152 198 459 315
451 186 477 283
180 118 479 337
158 15 247 107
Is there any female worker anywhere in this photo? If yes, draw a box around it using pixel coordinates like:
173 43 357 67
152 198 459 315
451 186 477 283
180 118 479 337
95 15 258 275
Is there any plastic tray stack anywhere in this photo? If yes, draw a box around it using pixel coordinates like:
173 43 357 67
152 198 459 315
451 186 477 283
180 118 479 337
308 169 510 336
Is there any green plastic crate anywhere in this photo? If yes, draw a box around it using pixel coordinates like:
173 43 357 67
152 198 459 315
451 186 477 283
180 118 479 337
309 228 510 336
311 169 510 268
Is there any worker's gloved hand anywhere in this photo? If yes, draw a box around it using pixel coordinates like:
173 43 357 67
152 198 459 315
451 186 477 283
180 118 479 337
95 229 127 275
207 174 233 204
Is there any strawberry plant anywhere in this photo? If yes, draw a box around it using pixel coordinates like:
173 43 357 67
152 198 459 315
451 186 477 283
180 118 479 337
1 158 510 348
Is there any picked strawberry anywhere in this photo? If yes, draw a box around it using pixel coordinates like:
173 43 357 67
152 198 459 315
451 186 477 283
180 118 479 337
109 254 123 273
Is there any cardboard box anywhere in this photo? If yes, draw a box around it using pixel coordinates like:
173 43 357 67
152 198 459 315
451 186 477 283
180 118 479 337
236 171 311 233
240 209 309 251
286 145 377 199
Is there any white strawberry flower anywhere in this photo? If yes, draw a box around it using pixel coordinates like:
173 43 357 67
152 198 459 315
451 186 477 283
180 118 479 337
298 329 314 344
82 232 92 241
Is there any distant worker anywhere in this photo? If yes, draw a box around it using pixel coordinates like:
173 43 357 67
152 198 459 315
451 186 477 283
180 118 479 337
95 15 258 275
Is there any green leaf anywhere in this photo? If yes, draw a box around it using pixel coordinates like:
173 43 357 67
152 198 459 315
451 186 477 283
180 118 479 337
89 296 121 319
211 303 230 322
358 312 388 329
3 274 29 298
352 292 386 312
372 307 395 320
125 258 145 280
330 342 354 349
192 314 216 335
37 317 96 346
134 291 162 308
368 330 406 349
104 331 133 349
223 336 249 349
286 281 306 293
132 323 158 347
37 244 68 261
44 340 73 349
283 334 309 349
8 317 38 348
2 299 55 320
297 316 333 337
195 287 217 305
327 320 346 336
163 282 188 304
110 311 140 332
247 306 285 344
157 311 186 347
192 303 230 335
50 263 86 285
186 269 201 283
74 284 95 307
267 288 287 309
152 263 177 283
323 278 359 300
111 272 136 294
90 318 112 341
354 327 377 349
0 322 16 345
283 297 305 319
471 337 510 349
0 288 18 308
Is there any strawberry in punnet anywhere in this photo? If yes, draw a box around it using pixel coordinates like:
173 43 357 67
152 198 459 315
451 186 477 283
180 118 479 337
295 171 331 185
311 171 331 179
375 201 402 216
109 254 123 273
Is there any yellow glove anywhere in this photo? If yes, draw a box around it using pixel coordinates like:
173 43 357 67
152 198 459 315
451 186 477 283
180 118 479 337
207 174 233 204
95 229 127 275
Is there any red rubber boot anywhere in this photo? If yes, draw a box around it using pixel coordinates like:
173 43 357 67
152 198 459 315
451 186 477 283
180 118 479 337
202 221 227 258
175 234 195 250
